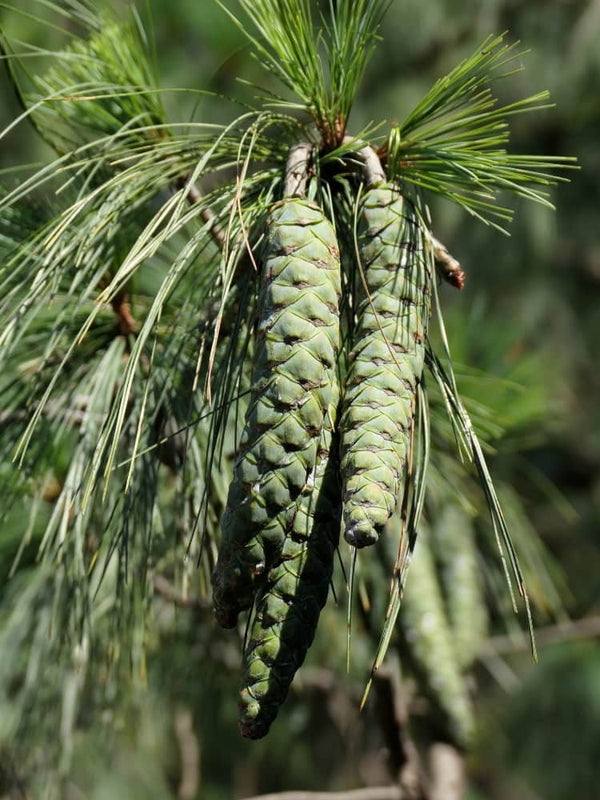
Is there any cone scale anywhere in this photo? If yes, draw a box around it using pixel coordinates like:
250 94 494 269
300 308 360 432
212 197 342 628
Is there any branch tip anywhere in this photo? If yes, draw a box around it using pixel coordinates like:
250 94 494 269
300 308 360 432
431 237 465 290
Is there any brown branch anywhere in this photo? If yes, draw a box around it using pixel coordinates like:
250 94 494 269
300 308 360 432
152 574 212 612
284 142 313 197
175 176 226 250
485 615 600 655
241 788 404 800
297 666 342 694
427 744 465 800
430 237 464 290
111 290 136 336
373 660 424 800
174 708 200 800
342 137 386 187
107 173 225 342
0 399 89 426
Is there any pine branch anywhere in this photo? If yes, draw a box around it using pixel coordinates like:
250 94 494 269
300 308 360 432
430 237 465 290
0 1 574 779
223 0 387 145
221 0 327 125
373 658 424 796
174 708 201 800
174 175 226 250
485 615 600 655
110 289 136 336
386 33 577 229
153 575 212 612
427 744 465 800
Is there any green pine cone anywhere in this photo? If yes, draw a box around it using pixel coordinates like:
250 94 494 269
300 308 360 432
400 532 475 747
431 505 489 671
340 184 431 547
238 385 341 739
212 198 341 628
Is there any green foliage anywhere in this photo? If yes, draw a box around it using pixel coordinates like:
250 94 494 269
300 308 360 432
387 33 576 228
505 643 600 800
225 0 388 143
1 1 165 154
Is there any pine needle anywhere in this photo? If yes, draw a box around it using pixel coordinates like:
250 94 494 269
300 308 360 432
387 33 577 229
222 0 387 144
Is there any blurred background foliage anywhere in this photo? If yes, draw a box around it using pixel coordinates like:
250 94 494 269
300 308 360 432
0 1 598 799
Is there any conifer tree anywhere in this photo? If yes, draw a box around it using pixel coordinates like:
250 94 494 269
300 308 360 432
0 1 574 797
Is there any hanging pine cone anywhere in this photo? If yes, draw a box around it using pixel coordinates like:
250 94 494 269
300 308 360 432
212 147 342 629
340 182 432 547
